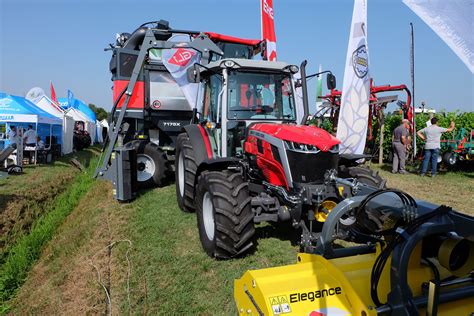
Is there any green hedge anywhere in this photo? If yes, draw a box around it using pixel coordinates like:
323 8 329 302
313 111 474 160
381 111 474 159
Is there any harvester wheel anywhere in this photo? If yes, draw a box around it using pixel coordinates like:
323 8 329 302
175 133 197 212
125 140 168 188
339 165 386 189
196 170 255 259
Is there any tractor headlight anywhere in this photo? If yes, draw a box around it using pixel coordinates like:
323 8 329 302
289 65 299 74
223 60 236 68
205 121 217 130
285 141 321 153
329 144 339 153
284 65 299 74
294 142 306 150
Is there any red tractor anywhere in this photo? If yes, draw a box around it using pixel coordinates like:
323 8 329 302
175 59 385 258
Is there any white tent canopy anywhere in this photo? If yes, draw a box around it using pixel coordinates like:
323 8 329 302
66 108 96 145
100 119 109 129
29 95 75 155
96 120 104 143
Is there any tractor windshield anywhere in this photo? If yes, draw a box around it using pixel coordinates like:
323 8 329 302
227 71 296 121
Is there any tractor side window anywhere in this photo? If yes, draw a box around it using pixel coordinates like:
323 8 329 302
204 75 223 123
119 52 138 78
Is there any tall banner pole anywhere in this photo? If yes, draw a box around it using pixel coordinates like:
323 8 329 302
336 0 370 154
410 22 416 161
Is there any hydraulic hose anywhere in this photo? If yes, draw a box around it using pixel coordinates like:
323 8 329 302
101 86 127 152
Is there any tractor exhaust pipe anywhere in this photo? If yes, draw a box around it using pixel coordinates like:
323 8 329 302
300 60 310 125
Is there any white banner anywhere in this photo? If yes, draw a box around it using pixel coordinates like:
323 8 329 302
337 0 370 154
403 0 473 73
162 48 201 109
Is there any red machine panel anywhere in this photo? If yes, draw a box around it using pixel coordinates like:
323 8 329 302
113 80 145 110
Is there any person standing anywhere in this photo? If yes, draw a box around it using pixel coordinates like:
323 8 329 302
7 125 18 149
23 125 37 147
417 117 455 177
392 119 411 174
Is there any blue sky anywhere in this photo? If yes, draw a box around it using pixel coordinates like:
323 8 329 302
1 0 473 112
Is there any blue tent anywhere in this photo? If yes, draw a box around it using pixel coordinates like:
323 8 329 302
0 93 62 125
0 93 62 148
58 97 96 122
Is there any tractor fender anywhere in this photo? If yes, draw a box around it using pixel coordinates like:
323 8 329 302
192 157 241 202
338 153 372 168
195 157 241 186
183 125 214 166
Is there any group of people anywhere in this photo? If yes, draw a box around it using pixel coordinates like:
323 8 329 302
391 117 455 177
7 125 46 150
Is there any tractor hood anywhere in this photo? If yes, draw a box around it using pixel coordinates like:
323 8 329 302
249 123 340 151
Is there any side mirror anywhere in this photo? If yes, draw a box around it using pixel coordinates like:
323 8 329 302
327 73 336 90
187 64 201 83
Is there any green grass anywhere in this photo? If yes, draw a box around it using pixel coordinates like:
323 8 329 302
0 151 98 309
125 185 298 315
370 163 474 215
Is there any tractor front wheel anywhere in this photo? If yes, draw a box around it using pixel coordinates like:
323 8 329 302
175 133 197 212
196 170 255 259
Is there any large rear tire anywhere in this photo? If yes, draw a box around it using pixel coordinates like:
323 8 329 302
175 133 197 212
339 165 386 189
196 170 255 259
125 140 168 189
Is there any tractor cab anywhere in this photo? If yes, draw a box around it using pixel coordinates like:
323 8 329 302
192 58 300 158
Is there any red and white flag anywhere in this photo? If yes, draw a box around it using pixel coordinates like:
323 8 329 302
50 81 58 104
261 0 277 61
162 48 201 109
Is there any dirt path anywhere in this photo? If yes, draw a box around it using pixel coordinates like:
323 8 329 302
8 181 135 315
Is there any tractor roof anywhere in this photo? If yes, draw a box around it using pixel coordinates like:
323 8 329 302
202 58 295 73
203 32 262 46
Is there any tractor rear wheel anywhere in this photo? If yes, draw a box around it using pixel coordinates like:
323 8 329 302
196 170 255 259
339 165 386 189
125 140 168 188
175 133 197 212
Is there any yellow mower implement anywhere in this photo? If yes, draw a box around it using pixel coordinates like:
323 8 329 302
235 193 474 315
235 245 473 315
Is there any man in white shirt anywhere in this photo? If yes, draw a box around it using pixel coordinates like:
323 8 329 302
417 117 455 177
7 126 18 149
23 125 37 147
36 136 45 150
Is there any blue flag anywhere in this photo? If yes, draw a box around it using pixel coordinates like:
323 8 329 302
67 90 75 108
